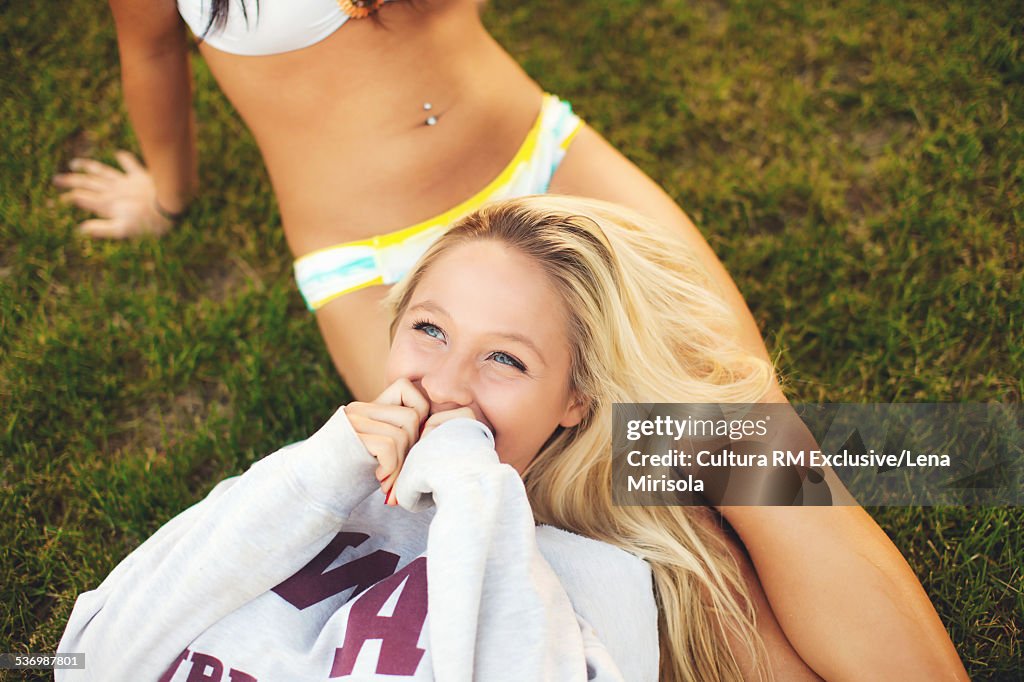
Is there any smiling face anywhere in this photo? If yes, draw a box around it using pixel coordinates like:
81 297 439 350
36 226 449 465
385 240 586 475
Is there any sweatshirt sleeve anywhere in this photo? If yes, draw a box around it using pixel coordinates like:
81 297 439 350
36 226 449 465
56 405 380 682
392 417 622 682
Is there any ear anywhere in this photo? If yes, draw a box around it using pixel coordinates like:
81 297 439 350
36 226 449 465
559 392 590 428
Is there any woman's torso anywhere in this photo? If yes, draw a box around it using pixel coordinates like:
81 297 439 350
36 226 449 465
156 485 658 681
188 0 545 258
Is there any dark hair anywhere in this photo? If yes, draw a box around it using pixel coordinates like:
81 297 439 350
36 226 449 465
199 0 251 40
199 0 408 42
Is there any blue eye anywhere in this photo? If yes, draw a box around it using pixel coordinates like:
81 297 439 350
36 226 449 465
490 351 527 372
412 320 445 341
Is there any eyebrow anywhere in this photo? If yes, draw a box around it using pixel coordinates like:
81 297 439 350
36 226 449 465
408 301 549 368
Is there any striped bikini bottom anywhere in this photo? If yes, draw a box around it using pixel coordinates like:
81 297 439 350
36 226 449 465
293 93 584 311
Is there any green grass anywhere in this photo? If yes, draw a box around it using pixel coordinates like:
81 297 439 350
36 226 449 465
2 0 1021 679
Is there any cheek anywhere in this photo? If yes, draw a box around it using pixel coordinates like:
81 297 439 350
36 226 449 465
383 341 403 383
478 385 553 455
385 335 425 382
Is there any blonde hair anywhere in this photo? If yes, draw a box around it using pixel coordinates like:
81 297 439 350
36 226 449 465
385 195 775 681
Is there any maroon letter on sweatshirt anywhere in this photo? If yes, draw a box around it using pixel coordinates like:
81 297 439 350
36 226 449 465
273 531 400 610
186 652 223 682
330 557 428 677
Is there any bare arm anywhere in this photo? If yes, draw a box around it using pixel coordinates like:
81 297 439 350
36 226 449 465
108 0 197 213
55 0 198 237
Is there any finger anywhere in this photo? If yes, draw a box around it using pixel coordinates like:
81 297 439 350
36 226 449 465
114 150 145 175
361 433 401 481
381 466 408 506
346 413 411 476
421 406 478 440
374 378 430 425
59 189 105 214
52 173 108 192
347 400 422 449
69 158 121 179
78 218 128 239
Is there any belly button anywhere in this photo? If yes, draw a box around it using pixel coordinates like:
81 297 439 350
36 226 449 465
423 102 441 127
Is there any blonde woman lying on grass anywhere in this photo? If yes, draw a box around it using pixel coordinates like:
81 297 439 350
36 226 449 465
58 197 967 681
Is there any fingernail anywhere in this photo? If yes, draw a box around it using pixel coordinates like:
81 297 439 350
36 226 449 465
384 488 392 505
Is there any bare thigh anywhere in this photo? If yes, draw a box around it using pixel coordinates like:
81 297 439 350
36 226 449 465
549 124 783 395
552 128 812 674
314 286 393 401
692 508 823 681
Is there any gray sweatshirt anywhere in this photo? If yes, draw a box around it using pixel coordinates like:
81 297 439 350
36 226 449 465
57 408 659 681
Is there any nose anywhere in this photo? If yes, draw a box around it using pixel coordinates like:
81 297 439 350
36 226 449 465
419 350 474 412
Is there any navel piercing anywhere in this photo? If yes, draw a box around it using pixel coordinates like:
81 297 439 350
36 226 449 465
423 102 439 126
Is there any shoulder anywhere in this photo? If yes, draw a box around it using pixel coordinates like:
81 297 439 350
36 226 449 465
535 525 654 613
536 525 660 682
535 524 652 585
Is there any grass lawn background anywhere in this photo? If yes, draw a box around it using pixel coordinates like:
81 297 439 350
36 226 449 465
1 0 1021 679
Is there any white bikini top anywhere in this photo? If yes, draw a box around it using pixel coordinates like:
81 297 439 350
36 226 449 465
176 0 392 56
